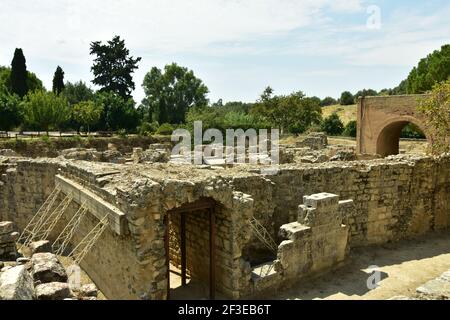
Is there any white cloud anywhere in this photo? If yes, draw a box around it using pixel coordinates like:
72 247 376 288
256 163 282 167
0 0 449 102
0 0 365 60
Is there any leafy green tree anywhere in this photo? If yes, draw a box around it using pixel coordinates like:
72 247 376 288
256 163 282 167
52 66 65 94
72 101 103 133
141 63 209 124
60 81 95 131
251 88 322 134
321 112 344 136
186 106 223 131
94 91 139 131
405 44 450 94
23 91 70 134
222 111 269 130
90 35 141 99
340 91 354 105
354 89 378 102
343 120 357 137
156 123 175 135
10 49 28 98
0 85 22 131
378 88 394 96
62 81 94 106
321 96 337 107
309 96 322 107
138 121 159 136
213 101 253 114
400 123 426 139
418 80 450 154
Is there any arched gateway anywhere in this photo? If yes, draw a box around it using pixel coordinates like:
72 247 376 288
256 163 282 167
357 94 431 157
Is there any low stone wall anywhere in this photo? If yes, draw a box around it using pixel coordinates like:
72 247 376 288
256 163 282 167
0 135 171 158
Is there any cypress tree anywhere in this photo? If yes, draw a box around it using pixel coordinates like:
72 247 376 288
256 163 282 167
52 66 65 94
10 48 28 98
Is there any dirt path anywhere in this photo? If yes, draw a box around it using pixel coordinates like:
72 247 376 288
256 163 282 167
276 230 450 300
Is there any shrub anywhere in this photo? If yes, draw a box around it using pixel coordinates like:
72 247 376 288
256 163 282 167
40 135 51 143
117 129 128 138
320 96 337 107
138 121 159 136
340 91 354 106
156 123 174 135
343 120 357 137
306 124 322 134
321 113 344 136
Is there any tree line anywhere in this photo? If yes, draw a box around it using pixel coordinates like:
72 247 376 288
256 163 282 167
1 37 448 138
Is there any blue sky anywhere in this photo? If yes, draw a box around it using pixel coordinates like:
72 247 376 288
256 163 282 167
0 0 449 103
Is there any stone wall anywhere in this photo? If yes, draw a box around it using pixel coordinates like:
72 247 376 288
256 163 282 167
0 159 155 300
1 154 449 300
234 155 450 252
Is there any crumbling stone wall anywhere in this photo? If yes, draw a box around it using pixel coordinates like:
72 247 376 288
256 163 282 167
240 155 450 248
1 154 449 300
0 159 150 299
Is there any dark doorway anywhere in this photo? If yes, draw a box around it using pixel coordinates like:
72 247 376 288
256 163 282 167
164 198 216 300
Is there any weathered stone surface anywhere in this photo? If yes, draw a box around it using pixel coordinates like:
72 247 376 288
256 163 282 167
60 148 102 161
30 240 52 254
330 150 356 162
388 295 418 300
0 221 14 234
416 278 450 299
0 149 18 157
79 283 98 298
358 95 431 156
0 221 18 259
0 152 449 300
296 133 328 150
101 150 124 163
35 282 72 300
136 149 170 163
276 193 351 291
0 265 34 300
0 231 19 243
31 253 68 284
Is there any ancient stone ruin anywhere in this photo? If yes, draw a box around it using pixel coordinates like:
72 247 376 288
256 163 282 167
0 146 449 299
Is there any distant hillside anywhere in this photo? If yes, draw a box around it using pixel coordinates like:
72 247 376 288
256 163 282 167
322 104 357 125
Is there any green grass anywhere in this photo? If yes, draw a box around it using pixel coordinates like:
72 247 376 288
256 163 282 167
322 104 357 125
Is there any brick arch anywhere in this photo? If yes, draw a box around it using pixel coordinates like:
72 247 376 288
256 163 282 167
375 116 430 157
357 94 430 156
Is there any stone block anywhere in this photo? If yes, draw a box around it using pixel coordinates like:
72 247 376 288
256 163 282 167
35 282 73 300
0 265 35 300
30 240 52 254
0 221 14 235
31 253 68 284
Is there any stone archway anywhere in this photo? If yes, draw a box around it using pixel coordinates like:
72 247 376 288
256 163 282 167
357 94 431 156
375 116 429 157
